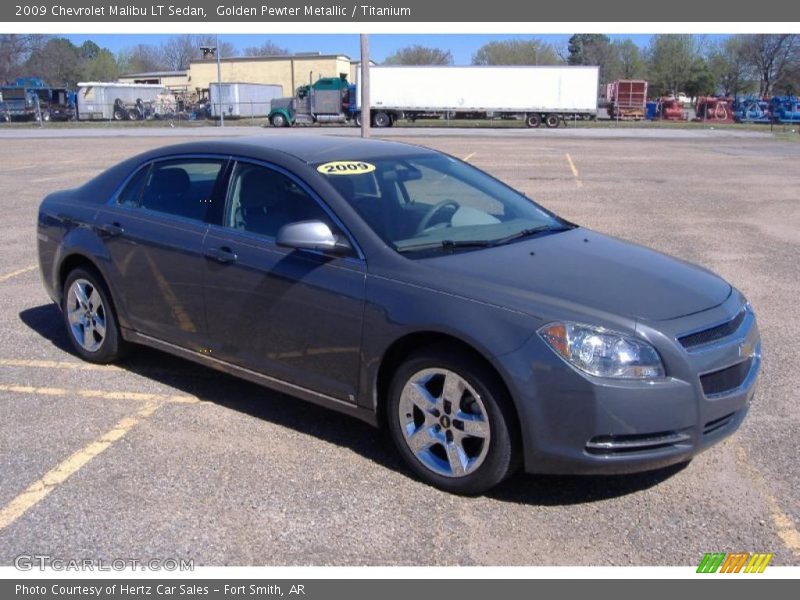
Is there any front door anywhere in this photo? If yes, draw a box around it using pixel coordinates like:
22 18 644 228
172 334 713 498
202 160 366 402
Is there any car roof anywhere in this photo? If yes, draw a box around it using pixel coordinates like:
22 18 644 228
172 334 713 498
151 135 438 164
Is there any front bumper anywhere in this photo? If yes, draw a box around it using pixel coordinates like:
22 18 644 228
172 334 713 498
502 292 760 475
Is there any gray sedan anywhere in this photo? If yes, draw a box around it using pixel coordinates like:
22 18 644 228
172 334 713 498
37 136 760 494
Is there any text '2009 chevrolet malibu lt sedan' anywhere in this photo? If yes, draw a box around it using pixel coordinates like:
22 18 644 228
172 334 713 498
37 137 761 494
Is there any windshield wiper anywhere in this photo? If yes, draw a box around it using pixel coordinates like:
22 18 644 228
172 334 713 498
491 224 574 246
396 239 493 253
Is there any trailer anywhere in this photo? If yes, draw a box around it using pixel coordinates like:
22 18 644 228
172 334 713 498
208 82 282 119
268 66 599 128
605 80 648 120
0 86 39 121
357 65 599 127
77 82 167 120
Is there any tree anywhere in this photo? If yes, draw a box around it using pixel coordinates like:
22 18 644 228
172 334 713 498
117 44 164 74
613 39 646 80
0 34 45 83
160 35 200 71
23 37 82 87
81 48 118 82
708 36 751 97
384 45 452 65
568 34 619 81
684 58 716 98
740 34 798 96
242 41 290 57
647 34 701 96
472 39 562 65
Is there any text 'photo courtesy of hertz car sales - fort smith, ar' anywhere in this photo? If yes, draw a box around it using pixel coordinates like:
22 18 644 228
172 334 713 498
36 136 761 495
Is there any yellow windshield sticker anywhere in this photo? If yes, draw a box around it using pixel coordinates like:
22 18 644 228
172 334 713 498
317 161 376 175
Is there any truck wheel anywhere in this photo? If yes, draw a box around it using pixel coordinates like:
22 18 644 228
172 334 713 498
113 109 125 121
127 109 141 121
271 113 287 127
372 112 390 128
525 114 542 128
354 113 362 127
544 114 561 128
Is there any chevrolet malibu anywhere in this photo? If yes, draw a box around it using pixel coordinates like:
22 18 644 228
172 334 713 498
37 137 761 494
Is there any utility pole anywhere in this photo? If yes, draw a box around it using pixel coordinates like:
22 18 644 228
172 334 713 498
216 35 224 128
360 34 370 138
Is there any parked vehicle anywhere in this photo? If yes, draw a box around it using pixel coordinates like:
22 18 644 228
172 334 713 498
269 66 599 128
37 137 760 494
0 85 42 121
208 82 282 119
76 82 167 120
606 80 648 120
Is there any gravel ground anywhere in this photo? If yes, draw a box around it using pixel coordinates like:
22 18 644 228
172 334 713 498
0 129 797 566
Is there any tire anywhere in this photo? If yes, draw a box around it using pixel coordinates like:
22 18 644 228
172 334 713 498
113 109 125 121
525 113 542 128
354 112 362 127
40 111 51 122
544 113 560 128
271 113 287 127
62 267 127 364
387 346 519 495
372 111 390 128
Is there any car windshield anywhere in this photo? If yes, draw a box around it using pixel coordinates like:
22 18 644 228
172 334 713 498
318 154 569 254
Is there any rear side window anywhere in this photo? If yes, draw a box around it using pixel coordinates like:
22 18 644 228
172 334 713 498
116 165 150 208
140 159 224 221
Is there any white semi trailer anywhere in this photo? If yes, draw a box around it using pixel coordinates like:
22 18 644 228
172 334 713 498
77 82 168 120
355 65 600 128
209 82 283 119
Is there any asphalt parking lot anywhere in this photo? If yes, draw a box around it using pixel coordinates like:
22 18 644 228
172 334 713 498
0 128 798 566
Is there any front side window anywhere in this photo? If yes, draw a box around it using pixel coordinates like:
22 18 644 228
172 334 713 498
319 154 569 253
225 162 333 238
139 159 224 221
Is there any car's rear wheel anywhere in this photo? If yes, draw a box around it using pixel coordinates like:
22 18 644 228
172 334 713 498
387 347 518 494
62 268 127 363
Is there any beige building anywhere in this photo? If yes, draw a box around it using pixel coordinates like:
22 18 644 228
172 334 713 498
188 54 356 98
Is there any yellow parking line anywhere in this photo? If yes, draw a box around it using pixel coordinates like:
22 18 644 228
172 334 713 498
735 444 800 556
0 265 37 283
565 153 583 188
0 383 199 405
0 359 117 371
0 402 159 531
462 152 476 162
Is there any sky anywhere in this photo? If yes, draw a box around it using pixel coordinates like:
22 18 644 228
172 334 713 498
63 33 679 64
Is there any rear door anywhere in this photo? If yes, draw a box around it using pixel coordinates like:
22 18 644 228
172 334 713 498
95 156 228 349
201 159 366 402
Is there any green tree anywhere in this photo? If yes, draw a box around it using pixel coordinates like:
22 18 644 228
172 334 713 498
613 39 646 79
81 48 118 82
647 34 701 96
568 34 619 81
384 45 453 65
684 58 716 98
708 36 752 97
23 37 82 87
472 39 562 65
0 34 46 83
117 44 164 74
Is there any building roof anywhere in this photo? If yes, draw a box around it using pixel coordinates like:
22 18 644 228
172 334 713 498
119 71 187 78
189 54 351 65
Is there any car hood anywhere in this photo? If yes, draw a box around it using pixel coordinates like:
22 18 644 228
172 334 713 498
417 228 731 321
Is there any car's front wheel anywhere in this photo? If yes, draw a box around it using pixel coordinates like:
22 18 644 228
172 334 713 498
387 347 518 494
62 268 127 363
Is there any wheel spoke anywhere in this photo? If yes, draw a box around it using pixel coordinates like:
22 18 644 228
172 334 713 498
405 382 438 413
445 441 467 476
67 308 84 325
93 315 106 338
406 425 438 454
442 372 465 404
73 282 90 308
82 323 95 348
455 411 490 439
88 289 102 310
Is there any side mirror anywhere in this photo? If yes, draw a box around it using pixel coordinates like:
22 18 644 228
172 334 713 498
276 220 352 255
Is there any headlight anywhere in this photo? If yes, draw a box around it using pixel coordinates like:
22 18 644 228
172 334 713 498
539 322 665 379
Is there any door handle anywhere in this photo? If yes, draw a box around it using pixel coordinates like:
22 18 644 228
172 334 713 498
205 246 238 264
97 222 124 237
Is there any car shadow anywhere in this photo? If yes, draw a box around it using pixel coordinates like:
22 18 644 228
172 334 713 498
20 302 687 505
